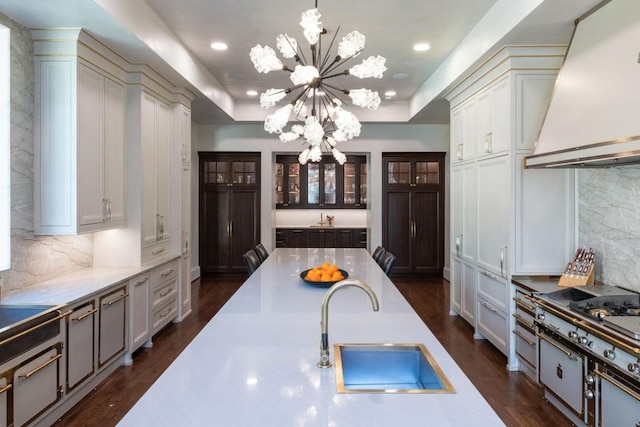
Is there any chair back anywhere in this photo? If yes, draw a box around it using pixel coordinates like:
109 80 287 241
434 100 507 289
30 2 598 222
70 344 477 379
254 243 269 262
378 251 396 277
243 249 262 274
371 246 386 263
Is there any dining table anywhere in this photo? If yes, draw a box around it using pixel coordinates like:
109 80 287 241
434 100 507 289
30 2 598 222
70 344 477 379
118 248 504 426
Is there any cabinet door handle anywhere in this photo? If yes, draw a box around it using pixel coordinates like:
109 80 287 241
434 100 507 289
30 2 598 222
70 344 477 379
0 383 11 395
480 270 497 279
513 296 536 312
19 354 62 379
513 313 535 330
481 301 498 313
103 293 128 306
159 288 172 297
500 245 507 278
152 248 166 256
455 234 463 257
74 308 98 322
229 221 233 237
136 277 149 285
513 329 535 346
107 199 112 221
537 333 578 360
161 269 175 277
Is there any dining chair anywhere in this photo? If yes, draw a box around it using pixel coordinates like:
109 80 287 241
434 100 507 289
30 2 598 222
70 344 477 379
254 243 269 262
243 249 262 275
378 251 396 277
371 246 386 263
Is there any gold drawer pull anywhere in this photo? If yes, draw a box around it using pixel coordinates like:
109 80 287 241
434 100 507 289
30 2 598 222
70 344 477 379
513 296 536 312
19 354 62 379
513 329 535 346
0 384 12 395
103 293 128 306
0 310 67 347
538 333 578 360
594 369 640 402
513 313 535 330
74 308 98 322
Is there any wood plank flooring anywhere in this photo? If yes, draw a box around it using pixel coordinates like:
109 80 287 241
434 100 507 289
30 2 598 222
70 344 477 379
54 275 571 427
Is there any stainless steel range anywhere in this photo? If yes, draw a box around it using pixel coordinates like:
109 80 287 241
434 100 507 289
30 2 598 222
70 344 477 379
533 285 640 427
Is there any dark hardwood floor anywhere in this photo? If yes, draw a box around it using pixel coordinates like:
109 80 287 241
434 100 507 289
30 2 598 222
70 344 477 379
55 275 570 427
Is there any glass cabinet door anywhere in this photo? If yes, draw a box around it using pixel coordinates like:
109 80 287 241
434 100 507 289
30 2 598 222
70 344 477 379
307 163 320 205
360 162 367 205
275 162 284 205
387 161 411 184
323 162 336 205
287 163 301 205
204 160 229 184
343 162 356 205
416 161 440 184
343 158 367 207
233 160 256 185
275 160 301 207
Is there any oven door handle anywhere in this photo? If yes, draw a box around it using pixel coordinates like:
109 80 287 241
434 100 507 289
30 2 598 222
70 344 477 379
537 332 579 360
594 369 640 402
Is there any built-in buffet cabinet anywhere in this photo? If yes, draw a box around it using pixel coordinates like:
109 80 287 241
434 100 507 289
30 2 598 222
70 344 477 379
275 155 367 209
33 29 127 234
275 228 366 248
446 46 576 369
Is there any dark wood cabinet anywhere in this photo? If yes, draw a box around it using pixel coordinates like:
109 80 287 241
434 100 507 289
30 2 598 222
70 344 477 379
199 152 261 273
382 153 445 275
275 155 366 209
275 228 366 248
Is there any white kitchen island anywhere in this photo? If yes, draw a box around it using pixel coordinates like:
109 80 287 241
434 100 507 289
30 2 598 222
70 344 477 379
119 248 504 426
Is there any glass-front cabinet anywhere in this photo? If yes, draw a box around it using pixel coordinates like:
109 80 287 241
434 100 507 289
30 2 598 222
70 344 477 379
204 156 258 186
275 160 302 207
275 154 366 209
343 157 367 207
307 161 337 207
386 156 441 186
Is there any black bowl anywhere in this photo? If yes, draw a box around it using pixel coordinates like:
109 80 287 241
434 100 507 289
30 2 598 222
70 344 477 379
300 269 349 288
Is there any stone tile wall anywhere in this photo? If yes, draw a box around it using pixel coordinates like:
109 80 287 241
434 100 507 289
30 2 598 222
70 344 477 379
579 167 640 292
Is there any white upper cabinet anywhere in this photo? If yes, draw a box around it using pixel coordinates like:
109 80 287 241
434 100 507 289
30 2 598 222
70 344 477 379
475 76 510 157
77 64 125 229
141 91 172 254
33 30 126 235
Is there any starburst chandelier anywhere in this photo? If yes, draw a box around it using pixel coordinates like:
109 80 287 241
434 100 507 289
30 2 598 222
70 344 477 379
249 1 387 165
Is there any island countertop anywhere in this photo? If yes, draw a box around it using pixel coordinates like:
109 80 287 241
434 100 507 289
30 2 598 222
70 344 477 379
118 248 504 426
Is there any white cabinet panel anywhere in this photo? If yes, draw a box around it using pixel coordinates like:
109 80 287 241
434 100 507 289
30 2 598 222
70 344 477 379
461 260 476 325
476 296 508 355
477 155 509 277
141 91 172 256
450 257 462 314
98 287 126 367
128 274 151 356
67 302 96 391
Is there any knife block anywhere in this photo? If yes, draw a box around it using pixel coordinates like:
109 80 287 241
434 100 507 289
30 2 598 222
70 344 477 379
558 264 595 287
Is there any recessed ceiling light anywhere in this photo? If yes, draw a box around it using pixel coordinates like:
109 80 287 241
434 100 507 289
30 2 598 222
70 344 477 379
413 43 430 52
384 91 396 97
211 42 228 51
246 90 258 96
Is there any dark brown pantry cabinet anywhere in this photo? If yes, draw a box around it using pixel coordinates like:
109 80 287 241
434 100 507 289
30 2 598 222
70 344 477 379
382 153 445 275
199 152 261 273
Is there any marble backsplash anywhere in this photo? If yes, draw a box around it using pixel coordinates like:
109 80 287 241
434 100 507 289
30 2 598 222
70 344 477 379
578 167 640 293
1 14 92 292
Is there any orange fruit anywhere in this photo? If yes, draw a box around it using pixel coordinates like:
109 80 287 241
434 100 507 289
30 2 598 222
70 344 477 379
321 273 332 282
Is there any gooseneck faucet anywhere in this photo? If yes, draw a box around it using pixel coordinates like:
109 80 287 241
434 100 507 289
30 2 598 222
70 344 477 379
318 279 379 368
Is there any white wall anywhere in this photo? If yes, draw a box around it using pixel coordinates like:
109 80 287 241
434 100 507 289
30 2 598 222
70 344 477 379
193 122 451 278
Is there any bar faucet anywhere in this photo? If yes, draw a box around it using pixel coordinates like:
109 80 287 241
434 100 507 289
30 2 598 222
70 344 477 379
318 279 379 368
318 212 325 226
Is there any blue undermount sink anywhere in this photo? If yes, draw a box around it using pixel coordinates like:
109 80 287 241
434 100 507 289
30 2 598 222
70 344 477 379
334 343 456 393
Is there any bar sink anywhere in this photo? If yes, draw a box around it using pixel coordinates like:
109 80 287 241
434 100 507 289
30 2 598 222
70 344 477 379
334 343 455 394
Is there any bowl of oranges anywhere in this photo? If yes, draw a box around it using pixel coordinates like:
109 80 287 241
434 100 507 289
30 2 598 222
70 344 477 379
300 262 348 287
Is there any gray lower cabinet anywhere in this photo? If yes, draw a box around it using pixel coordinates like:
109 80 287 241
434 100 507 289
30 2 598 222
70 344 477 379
98 286 127 368
13 345 63 427
66 302 96 391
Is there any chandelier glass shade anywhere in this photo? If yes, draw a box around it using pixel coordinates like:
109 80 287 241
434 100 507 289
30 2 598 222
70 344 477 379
249 4 387 165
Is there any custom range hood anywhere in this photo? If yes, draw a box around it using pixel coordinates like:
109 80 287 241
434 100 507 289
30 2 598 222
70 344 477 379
525 0 640 168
